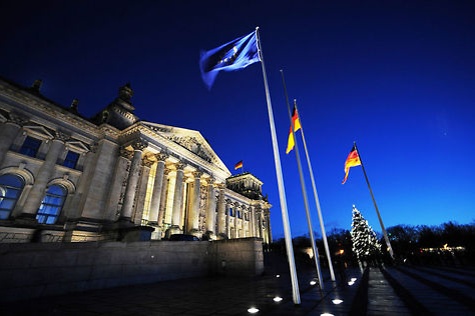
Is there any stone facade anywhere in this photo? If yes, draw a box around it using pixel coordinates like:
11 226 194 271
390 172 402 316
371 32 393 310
0 76 272 243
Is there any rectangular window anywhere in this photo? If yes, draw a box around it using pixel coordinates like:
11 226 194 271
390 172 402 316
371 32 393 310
63 151 80 169
19 136 42 158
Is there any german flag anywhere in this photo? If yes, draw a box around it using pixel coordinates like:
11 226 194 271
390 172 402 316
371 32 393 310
342 145 361 184
285 107 302 154
234 160 243 170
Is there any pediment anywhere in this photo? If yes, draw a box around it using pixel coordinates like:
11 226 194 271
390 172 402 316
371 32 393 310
23 124 55 139
142 122 229 173
66 140 90 153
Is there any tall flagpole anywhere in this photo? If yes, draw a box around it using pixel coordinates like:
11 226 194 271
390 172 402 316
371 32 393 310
292 100 336 282
255 27 301 304
353 141 394 259
280 70 324 290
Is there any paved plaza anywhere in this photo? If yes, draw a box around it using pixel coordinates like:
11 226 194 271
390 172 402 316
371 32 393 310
1 254 474 315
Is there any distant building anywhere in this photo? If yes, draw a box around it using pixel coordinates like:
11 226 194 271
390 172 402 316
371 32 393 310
0 76 272 243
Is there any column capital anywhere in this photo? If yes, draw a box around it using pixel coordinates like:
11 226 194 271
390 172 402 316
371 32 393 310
142 157 154 167
192 171 203 179
131 139 148 151
154 152 169 162
175 162 186 171
120 146 134 160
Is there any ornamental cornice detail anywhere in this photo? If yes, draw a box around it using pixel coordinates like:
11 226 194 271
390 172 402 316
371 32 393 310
0 84 100 136
8 112 28 126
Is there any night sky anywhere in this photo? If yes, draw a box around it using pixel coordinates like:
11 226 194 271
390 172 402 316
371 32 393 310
1 1 474 239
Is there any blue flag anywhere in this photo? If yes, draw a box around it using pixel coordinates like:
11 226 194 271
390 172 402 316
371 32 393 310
199 31 261 89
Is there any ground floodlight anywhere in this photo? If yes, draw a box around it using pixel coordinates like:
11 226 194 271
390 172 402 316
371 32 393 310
247 307 259 314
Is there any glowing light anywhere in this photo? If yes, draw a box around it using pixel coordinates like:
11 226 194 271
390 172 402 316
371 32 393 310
320 313 334 316
310 280 317 286
273 296 283 302
332 299 343 305
348 281 355 286
275 274 280 278
247 307 259 314
350 278 357 282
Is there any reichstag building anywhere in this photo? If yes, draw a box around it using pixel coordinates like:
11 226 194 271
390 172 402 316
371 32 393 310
0 76 272 243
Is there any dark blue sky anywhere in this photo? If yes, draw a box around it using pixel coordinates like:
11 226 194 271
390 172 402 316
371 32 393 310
1 0 474 239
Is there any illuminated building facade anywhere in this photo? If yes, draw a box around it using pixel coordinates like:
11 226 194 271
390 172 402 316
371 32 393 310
0 77 272 243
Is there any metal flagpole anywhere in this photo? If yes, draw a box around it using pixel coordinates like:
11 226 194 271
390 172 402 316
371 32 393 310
255 27 301 304
293 100 336 282
353 141 395 259
280 70 324 290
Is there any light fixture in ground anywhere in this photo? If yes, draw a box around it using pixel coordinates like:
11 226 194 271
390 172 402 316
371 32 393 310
332 299 343 305
348 281 355 286
351 278 357 282
273 296 283 302
320 313 335 316
310 279 317 286
247 307 259 314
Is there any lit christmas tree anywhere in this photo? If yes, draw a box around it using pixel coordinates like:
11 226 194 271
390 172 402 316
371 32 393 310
350 205 382 269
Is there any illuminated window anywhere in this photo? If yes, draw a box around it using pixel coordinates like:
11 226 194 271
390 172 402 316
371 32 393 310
19 136 42 158
0 174 25 220
36 184 67 224
63 150 80 169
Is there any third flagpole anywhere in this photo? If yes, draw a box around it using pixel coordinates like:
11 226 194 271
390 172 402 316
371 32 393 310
354 141 394 259
255 27 301 304
293 100 336 282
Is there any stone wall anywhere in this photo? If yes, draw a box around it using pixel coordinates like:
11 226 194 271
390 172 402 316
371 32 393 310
0 238 264 302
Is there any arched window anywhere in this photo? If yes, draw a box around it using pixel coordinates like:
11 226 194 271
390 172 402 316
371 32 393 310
36 184 67 224
0 174 25 220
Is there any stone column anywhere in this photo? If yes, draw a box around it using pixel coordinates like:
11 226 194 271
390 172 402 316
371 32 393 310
148 153 168 225
249 206 256 237
157 168 170 227
0 114 25 167
187 171 202 234
119 140 147 222
17 132 67 221
133 156 153 225
170 162 186 232
205 178 216 235
264 209 272 243
255 208 262 238
226 201 232 238
216 185 226 237
258 210 265 239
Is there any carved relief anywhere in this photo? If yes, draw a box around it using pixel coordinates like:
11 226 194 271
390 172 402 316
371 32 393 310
168 136 212 162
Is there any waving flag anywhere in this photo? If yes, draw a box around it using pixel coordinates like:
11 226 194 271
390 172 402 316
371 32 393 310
234 160 243 170
342 145 361 184
199 31 260 89
285 106 302 154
